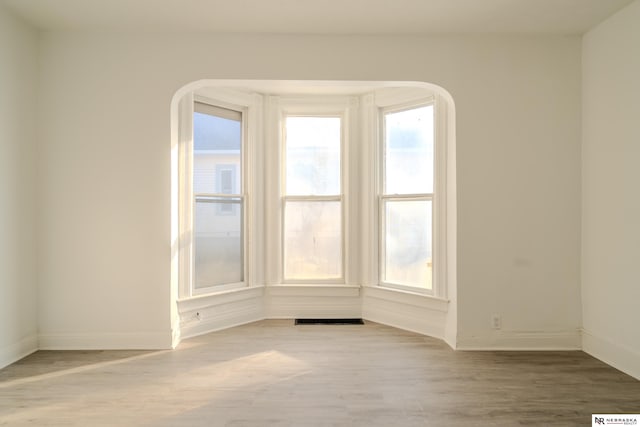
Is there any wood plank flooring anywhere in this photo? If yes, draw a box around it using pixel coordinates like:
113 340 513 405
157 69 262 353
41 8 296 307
1 320 638 426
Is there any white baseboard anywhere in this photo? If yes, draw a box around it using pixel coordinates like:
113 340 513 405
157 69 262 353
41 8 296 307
456 330 582 351
265 285 361 319
180 302 264 339
38 332 173 350
362 287 448 339
178 287 264 339
171 326 181 349
0 334 38 369
582 329 640 380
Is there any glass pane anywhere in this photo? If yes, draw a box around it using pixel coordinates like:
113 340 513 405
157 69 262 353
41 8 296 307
284 201 341 280
383 200 432 290
193 111 241 195
194 198 243 288
384 105 434 195
285 117 341 196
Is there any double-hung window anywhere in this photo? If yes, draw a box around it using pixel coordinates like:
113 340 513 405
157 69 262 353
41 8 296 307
192 101 245 292
178 84 448 303
282 115 343 282
380 102 435 293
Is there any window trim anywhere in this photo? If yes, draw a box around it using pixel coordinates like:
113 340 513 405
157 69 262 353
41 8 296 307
281 114 344 284
375 95 447 298
378 99 435 295
265 96 357 286
179 91 261 299
178 85 447 300
192 99 246 296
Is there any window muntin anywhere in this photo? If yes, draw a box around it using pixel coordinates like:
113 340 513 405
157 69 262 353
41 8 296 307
380 103 434 292
282 116 343 281
193 101 245 290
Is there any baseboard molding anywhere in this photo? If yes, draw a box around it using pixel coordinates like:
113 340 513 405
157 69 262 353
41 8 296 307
178 288 265 340
180 304 264 339
38 332 173 350
582 329 640 380
265 297 361 319
265 286 361 319
362 291 447 339
0 334 38 369
456 330 582 351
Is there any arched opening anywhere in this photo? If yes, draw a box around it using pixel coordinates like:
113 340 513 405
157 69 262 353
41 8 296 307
170 80 457 348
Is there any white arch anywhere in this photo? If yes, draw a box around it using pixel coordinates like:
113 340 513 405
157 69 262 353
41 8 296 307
170 80 457 348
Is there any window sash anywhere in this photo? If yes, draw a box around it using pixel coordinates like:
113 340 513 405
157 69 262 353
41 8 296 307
379 101 436 294
191 101 247 294
379 195 434 294
281 113 345 283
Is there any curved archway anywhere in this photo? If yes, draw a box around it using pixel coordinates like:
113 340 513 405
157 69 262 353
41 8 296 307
170 80 456 348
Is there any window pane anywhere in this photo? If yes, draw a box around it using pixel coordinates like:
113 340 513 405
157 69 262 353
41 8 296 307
383 200 432 290
194 198 243 288
284 201 341 280
193 111 241 195
285 117 341 196
384 105 434 195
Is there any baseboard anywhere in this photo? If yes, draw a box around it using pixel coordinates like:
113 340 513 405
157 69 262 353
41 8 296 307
178 287 265 339
362 290 447 339
265 285 361 319
456 329 582 350
582 329 640 380
171 326 181 349
180 305 264 339
38 332 173 350
0 334 38 369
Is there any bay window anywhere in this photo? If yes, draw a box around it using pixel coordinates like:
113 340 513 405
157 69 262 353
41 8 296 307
178 84 447 301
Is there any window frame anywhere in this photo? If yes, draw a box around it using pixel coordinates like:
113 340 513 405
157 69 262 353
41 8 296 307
192 98 247 295
177 86 447 301
179 92 259 299
264 96 357 286
376 96 446 298
281 114 345 283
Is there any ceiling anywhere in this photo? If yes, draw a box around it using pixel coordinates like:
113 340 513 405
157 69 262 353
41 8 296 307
1 0 634 35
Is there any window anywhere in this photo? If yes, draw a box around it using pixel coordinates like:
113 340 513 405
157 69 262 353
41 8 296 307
380 103 435 293
282 116 343 281
176 83 449 302
215 165 237 214
192 101 244 291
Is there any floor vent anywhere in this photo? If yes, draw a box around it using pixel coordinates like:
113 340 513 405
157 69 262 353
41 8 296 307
295 318 364 325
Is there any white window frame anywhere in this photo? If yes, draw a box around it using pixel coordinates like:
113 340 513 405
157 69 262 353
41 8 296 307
264 96 358 286
178 90 262 299
177 84 446 300
372 93 448 299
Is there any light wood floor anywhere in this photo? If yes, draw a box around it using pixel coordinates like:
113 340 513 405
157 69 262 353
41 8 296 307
1 320 638 426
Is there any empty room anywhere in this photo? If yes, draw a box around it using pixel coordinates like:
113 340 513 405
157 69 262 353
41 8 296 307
1 0 639 425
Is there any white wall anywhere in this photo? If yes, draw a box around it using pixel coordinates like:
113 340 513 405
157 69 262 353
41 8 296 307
0 4 39 368
582 0 640 379
36 32 582 349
